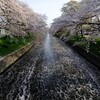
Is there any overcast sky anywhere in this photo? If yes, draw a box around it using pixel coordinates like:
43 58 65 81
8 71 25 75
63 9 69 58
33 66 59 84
19 0 81 25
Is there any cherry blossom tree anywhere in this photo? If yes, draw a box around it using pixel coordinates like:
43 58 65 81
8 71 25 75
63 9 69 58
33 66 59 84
50 0 100 37
0 0 47 36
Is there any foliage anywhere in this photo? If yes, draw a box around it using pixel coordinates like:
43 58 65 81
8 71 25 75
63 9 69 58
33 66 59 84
0 34 35 56
69 35 84 42
54 32 63 38
68 35 100 57
90 39 100 57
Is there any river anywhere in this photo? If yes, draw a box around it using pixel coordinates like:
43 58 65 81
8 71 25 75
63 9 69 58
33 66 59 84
0 33 100 100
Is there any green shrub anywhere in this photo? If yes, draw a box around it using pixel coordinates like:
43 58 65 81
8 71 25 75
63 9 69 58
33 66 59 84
54 32 63 38
90 39 100 57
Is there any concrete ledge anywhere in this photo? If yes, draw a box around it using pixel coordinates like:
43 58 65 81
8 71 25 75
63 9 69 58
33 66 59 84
66 41 100 69
0 42 34 73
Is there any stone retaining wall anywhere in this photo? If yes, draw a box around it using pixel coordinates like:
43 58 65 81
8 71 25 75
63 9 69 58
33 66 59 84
0 42 34 73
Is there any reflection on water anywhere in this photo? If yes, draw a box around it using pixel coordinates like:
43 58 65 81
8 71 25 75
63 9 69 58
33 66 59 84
44 33 54 63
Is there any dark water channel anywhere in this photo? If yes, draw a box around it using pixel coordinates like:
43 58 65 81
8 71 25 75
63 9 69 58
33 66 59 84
0 33 100 100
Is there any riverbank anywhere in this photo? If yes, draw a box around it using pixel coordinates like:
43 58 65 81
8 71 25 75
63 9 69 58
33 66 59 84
66 41 100 69
0 34 35 56
54 34 100 69
0 33 45 74
0 42 34 74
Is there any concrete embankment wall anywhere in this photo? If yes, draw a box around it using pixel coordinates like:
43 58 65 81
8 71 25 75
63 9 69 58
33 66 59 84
66 41 100 69
0 42 34 74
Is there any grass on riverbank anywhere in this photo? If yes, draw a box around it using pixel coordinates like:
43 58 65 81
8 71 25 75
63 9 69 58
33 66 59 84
55 32 100 57
0 34 35 56
68 35 100 57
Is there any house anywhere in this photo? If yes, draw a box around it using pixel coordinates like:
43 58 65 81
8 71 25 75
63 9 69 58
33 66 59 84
0 16 7 36
0 28 5 35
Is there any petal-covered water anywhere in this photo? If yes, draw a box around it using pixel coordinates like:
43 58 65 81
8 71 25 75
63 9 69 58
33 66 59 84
0 33 100 100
